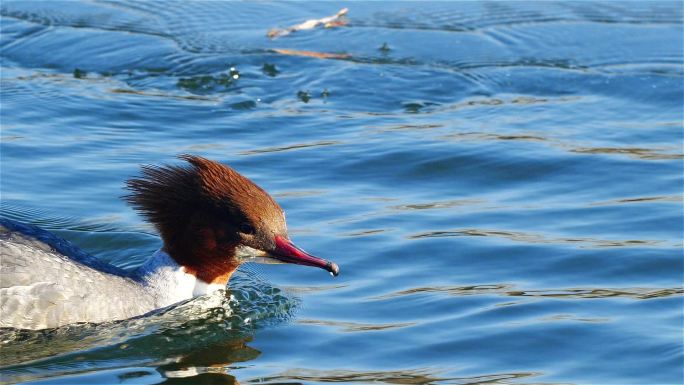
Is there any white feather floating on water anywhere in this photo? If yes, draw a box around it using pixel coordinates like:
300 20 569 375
268 8 348 39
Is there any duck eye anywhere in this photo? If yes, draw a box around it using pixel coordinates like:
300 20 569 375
239 223 256 235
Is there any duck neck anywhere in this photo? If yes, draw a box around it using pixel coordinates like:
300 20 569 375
135 249 225 308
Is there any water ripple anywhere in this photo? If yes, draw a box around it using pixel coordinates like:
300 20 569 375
408 228 667 249
389 199 484 211
569 146 684 160
297 319 415 333
1 1 682 384
373 285 684 301
251 368 543 385
589 195 682 206
340 228 391 237
239 140 341 155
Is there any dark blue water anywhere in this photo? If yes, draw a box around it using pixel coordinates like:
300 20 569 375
1 2 683 384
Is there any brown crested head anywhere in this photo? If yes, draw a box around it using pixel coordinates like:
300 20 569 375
125 155 338 286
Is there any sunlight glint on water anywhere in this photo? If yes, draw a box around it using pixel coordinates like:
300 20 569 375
1 2 682 384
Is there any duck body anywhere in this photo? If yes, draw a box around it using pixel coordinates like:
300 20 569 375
0 155 339 330
0 218 213 330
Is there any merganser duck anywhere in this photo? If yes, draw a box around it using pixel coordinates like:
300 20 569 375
0 155 339 330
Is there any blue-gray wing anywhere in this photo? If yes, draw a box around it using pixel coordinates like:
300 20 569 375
0 218 129 278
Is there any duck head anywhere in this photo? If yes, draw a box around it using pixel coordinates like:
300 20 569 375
125 155 339 286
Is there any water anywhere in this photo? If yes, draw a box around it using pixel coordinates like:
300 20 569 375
1 1 682 384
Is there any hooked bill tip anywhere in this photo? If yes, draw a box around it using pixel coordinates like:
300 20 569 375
327 261 340 277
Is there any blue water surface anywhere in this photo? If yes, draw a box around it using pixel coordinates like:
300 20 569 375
1 1 683 384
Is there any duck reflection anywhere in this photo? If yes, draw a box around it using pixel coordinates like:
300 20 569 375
155 338 260 385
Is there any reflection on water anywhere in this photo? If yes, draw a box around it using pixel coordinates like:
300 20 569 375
240 141 341 155
297 319 416 332
589 195 683 206
388 199 484 211
373 285 684 301
569 146 683 160
439 132 548 143
253 368 543 385
110 87 219 102
1 1 682 384
409 228 666 248
157 338 259 382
